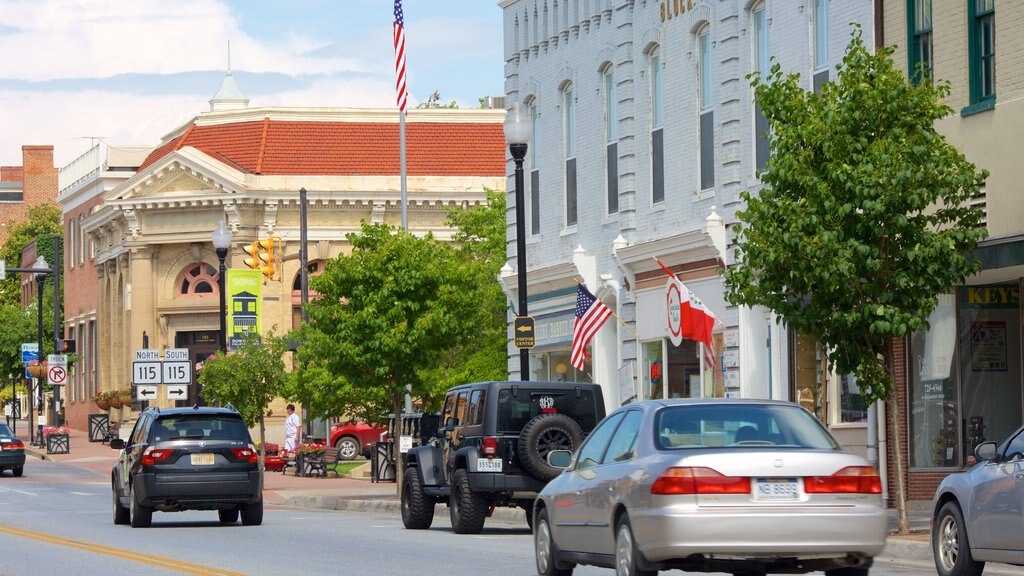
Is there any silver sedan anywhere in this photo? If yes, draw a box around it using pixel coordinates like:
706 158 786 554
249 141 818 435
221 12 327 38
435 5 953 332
931 424 1024 576
533 399 887 576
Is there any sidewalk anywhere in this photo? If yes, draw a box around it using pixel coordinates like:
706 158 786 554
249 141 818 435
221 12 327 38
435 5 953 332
20 422 935 564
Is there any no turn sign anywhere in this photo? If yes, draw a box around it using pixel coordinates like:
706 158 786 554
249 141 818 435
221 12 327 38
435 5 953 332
47 354 68 386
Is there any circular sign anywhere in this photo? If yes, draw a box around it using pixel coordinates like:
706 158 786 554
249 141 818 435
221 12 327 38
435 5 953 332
650 360 663 384
666 280 683 346
48 365 67 385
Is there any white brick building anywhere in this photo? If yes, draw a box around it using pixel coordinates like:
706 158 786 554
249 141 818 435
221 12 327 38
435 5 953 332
499 0 874 435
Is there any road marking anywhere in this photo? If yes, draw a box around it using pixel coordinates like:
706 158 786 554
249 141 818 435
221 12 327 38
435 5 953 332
70 491 92 496
0 487 38 497
0 525 247 576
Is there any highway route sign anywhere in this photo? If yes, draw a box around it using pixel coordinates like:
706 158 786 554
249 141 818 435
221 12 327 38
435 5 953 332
132 362 161 384
165 384 188 400
135 385 158 401
162 361 191 384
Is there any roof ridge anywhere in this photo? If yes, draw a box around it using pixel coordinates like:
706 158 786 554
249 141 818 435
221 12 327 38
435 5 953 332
174 124 197 151
255 116 270 175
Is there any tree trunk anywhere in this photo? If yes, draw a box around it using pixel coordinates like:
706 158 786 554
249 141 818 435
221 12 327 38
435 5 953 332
258 414 266 492
392 392 405 498
884 345 910 535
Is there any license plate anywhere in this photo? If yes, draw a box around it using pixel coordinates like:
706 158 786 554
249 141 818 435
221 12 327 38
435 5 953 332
755 478 799 500
191 453 214 466
476 458 502 472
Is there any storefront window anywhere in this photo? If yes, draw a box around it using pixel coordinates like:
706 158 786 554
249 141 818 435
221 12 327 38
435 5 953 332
958 284 1021 459
643 341 664 399
667 339 700 399
793 331 825 421
530 351 590 383
910 293 958 468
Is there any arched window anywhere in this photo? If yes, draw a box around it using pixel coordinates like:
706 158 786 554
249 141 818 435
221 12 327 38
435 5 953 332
698 24 715 191
603 62 618 214
176 263 219 296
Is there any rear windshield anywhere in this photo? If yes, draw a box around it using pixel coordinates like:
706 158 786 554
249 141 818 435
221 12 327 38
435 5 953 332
153 415 251 442
497 388 599 433
0 424 14 438
654 404 839 451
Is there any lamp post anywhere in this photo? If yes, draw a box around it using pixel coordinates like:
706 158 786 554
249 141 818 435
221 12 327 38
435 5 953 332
211 221 233 355
33 256 47 445
504 102 532 381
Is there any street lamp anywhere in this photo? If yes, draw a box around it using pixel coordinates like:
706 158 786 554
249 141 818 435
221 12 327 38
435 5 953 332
32 256 47 445
504 102 532 381
211 221 233 355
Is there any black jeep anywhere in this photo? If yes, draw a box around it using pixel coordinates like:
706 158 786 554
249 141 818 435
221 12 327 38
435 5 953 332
401 380 605 534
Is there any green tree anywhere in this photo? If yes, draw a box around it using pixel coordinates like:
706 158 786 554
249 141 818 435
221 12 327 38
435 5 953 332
724 28 987 533
0 203 63 307
292 222 485 490
197 330 291 473
416 90 458 109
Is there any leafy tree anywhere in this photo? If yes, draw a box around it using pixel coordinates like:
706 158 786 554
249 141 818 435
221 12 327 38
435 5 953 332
292 222 486 490
724 28 987 534
0 203 63 307
197 330 291 473
416 90 458 109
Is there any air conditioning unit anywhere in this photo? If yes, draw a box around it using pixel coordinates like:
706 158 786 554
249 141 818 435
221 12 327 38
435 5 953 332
484 96 506 109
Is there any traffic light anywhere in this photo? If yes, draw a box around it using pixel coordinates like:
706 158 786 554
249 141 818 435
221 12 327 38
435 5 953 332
242 241 261 271
256 238 276 279
61 339 76 354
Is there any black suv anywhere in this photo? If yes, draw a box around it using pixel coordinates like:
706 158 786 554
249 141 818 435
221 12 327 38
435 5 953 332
110 406 262 528
401 381 605 534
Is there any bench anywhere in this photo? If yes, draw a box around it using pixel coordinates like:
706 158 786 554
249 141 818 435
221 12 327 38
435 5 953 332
304 447 342 478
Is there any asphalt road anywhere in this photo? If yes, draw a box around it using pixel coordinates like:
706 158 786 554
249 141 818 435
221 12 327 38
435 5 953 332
0 458 978 576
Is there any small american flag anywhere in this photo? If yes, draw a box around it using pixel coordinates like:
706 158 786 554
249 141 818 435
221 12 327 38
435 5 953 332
393 0 409 113
571 284 613 371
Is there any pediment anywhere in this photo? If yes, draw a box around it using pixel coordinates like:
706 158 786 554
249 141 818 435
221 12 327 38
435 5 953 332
107 147 246 203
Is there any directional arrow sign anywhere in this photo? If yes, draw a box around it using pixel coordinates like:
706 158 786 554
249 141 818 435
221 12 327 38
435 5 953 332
135 385 158 401
165 384 188 400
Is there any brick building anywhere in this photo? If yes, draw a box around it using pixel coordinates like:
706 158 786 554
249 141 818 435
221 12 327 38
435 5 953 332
0 145 58 243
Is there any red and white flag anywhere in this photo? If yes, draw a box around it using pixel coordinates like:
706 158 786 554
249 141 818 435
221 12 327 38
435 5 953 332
393 1 409 113
571 284 613 371
655 257 718 368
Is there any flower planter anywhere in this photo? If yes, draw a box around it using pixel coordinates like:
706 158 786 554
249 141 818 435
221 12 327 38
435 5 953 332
46 433 70 455
95 398 111 410
27 364 47 379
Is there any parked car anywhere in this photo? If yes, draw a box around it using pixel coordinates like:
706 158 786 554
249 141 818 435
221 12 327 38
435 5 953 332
0 423 25 477
533 399 886 576
330 420 388 461
931 424 1024 576
110 406 262 528
402 381 605 534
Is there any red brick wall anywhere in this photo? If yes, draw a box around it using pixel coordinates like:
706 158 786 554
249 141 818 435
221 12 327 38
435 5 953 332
0 146 57 244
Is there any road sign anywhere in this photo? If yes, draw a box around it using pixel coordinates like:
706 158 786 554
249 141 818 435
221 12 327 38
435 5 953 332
165 384 188 400
164 348 189 361
132 362 161 384
135 385 158 401
162 361 191 384
135 349 160 362
514 316 536 349
21 343 39 364
47 354 68 385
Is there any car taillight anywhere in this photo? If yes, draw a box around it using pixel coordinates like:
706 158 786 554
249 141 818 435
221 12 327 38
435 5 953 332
481 437 498 457
1 441 24 451
651 467 751 495
142 447 176 466
804 466 882 494
231 445 259 464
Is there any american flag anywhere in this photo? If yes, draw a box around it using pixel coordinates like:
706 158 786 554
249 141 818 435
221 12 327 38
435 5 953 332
393 1 409 113
571 284 613 371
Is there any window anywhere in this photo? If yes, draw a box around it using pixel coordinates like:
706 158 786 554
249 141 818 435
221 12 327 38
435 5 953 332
753 3 770 173
78 215 85 265
468 389 486 425
698 28 715 191
497 388 600 432
455 392 469 425
66 221 75 269
968 0 995 107
604 65 618 214
813 0 829 92
909 294 958 467
603 410 643 462
529 100 540 236
177 263 218 296
563 84 577 227
650 48 664 204
909 0 933 82
575 412 624 470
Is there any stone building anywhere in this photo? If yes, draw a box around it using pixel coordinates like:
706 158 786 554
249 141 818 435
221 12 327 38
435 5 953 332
81 93 506 438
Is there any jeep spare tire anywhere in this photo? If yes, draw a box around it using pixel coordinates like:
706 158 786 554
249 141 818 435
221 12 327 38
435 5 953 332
518 413 584 481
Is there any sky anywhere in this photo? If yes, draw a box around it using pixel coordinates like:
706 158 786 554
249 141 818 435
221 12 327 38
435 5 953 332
0 0 506 168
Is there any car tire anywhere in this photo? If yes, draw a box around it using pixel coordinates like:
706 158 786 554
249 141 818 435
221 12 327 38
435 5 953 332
112 481 130 525
523 499 535 532
449 468 487 534
518 413 584 482
934 501 984 576
130 485 152 528
615 517 657 576
218 508 240 524
241 501 263 526
11 466 23 478
401 466 435 529
335 436 360 461
535 507 574 576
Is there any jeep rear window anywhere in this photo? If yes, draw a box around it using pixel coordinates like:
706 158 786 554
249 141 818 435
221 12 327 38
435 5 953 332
497 389 598 433
153 415 251 442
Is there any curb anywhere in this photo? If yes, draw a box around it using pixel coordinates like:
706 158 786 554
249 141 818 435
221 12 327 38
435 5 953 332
282 495 528 522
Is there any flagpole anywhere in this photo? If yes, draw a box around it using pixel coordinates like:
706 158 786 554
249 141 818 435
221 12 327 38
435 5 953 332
400 112 407 230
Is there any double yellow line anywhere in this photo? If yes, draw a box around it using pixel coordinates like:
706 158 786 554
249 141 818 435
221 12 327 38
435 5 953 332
0 525 246 575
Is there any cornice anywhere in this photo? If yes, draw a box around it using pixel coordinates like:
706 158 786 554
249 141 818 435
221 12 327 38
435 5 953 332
614 229 718 271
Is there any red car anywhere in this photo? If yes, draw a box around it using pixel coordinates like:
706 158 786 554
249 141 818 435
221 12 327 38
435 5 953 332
329 421 387 460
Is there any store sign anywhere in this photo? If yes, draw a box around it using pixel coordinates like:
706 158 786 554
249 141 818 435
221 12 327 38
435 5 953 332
226 269 263 350
961 285 1019 309
666 279 683 347
534 312 574 348
660 0 694 23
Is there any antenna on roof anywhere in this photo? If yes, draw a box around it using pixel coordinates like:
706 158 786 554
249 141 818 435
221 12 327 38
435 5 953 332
227 39 232 76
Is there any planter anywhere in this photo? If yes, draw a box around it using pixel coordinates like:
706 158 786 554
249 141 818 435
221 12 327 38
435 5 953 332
46 433 70 455
27 364 47 379
108 396 123 409
95 398 111 410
